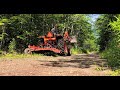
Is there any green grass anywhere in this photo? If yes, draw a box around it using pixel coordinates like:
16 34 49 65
109 69 120 76
71 47 81 55
71 47 97 55
0 53 44 60
95 67 105 71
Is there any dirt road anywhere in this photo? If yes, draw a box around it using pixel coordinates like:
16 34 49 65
0 54 111 76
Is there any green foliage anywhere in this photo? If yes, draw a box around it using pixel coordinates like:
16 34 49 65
0 22 4 26
81 48 88 53
0 18 9 50
95 67 104 71
0 53 44 60
100 14 120 69
95 14 118 52
0 50 2 55
110 69 120 76
0 18 9 24
101 47 120 68
71 14 92 48
0 14 95 54
71 47 82 55
8 38 16 53
83 38 99 52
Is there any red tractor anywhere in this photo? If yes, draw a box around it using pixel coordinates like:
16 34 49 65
24 31 73 56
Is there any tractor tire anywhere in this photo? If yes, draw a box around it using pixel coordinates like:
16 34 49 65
24 48 32 54
57 38 64 55
67 48 71 56
64 47 71 56
67 44 71 56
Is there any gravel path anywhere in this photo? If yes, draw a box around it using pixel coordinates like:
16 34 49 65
0 54 111 76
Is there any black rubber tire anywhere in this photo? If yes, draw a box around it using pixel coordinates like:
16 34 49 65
24 48 32 54
67 44 71 56
67 48 71 56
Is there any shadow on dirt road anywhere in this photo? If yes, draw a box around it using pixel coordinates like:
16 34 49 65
40 54 108 69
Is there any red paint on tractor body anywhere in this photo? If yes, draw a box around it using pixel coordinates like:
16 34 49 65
25 31 72 55
28 45 61 53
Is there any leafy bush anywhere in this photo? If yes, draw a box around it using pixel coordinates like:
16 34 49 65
71 46 90 54
8 38 16 53
101 47 120 68
0 53 44 60
110 69 120 76
81 47 88 53
71 47 82 55
83 39 99 52
0 50 2 55
100 35 120 68
100 15 120 69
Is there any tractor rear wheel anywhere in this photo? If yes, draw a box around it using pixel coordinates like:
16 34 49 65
24 48 32 54
67 48 71 56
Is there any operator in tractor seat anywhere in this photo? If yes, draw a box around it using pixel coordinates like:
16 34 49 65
51 24 59 36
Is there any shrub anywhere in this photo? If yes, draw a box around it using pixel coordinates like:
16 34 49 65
8 38 16 53
100 15 120 69
0 50 2 55
71 47 82 55
101 38 120 69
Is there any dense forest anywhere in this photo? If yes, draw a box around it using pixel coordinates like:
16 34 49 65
0 14 120 69
95 14 120 68
0 14 97 53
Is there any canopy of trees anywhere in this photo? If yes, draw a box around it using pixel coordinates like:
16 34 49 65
0 14 97 53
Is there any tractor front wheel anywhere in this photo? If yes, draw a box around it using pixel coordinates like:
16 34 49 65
24 48 32 54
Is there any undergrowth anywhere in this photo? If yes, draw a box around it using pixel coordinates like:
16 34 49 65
0 53 44 60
